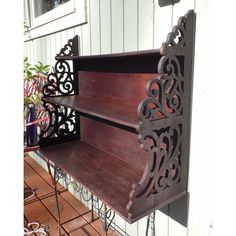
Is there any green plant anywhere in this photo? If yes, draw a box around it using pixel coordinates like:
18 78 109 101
24 57 50 120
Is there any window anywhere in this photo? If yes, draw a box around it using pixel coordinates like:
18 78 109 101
33 0 71 18
24 0 87 39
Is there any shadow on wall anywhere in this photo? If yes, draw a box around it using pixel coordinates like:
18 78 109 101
158 0 180 7
160 193 189 227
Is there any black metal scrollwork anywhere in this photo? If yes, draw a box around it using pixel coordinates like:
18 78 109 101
98 205 115 232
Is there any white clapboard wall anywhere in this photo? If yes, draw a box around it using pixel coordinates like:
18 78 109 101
24 0 210 235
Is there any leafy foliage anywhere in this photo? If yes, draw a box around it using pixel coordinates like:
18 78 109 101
24 57 50 119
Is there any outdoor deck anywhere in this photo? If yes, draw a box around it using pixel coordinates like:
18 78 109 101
24 155 118 236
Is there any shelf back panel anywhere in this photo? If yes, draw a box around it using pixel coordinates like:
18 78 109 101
79 71 159 107
75 52 161 73
80 116 147 171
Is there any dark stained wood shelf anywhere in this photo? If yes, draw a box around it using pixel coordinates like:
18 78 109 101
39 10 195 225
37 140 143 222
43 95 140 129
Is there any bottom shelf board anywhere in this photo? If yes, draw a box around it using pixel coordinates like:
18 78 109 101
37 140 143 221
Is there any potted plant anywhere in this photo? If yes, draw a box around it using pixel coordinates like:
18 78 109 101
24 57 50 149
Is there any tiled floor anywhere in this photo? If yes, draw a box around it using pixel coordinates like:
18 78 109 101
24 155 118 236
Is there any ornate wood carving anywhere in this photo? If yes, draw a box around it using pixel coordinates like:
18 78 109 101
127 10 195 221
39 36 80 146
39 102 79 146
57 35 78 57
43 60 74 97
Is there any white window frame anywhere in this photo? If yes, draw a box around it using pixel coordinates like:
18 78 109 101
31 0 75 27
24 0 87 40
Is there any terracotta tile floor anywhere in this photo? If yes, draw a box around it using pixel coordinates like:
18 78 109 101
24 155 118 236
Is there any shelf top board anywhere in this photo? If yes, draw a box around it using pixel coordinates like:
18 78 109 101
38 140 143 222
55 49 162 73
55 48 161 61
43 95 140 130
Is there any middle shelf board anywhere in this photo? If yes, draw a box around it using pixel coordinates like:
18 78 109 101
43 95 140 129
37 139 143 222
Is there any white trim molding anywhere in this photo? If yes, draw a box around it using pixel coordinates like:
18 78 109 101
24 0 87 41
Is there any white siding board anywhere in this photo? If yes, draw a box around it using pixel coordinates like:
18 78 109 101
138 0 154 50
111 0 124 53
81 0 91 56
25 41 31 63
60 30 69 51
24 42 29 59
187 1 210 236
73 26 83 55
41 37 49 65
126 220 138 236
153 1 172 48
39 38 44 62
67 28 75 41
100 0 112 54
137 217 147 236
26 41 32 63
172 0 195 27
34 38 42 64
50 33 57 65
32 40 38 65
124 0 138 52
89 0 101 54
113 215 126 235
45 36 51 65
31 40 36 64
81 23 91 55
155 207 169 236
55 32 62 56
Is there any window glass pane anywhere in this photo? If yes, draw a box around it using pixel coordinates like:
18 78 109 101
34 0 71 17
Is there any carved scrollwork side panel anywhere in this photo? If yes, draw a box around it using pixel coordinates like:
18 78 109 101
138 69 183 120
137 123 182 197
138 9 189 121
128 10 195 221
39 36 80 146
57 35 79 57
39 101 79 145
43 60 75 97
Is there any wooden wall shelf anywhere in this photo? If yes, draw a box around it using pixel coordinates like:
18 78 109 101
38 10 196 224
38 140 143 223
